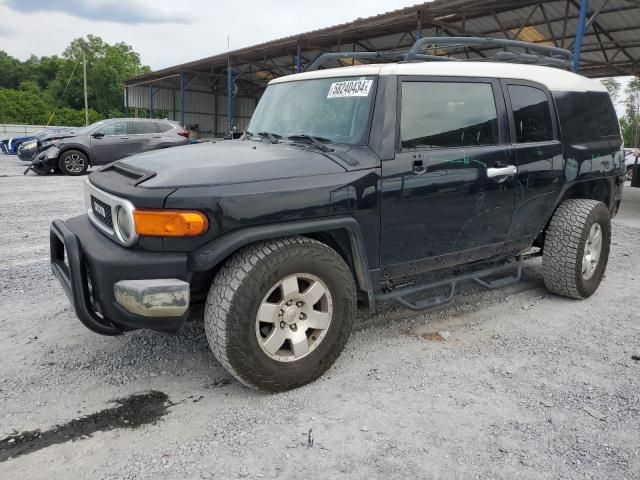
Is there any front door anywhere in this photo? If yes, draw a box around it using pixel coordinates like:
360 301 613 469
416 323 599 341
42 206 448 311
381 77 518 279
90 119 131 164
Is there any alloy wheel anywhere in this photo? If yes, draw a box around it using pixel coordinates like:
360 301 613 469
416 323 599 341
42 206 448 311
255 273 333 362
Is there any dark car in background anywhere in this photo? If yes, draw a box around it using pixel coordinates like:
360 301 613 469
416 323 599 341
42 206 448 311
28 118 189 176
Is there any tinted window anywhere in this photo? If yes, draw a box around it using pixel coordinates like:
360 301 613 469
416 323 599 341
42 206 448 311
130 121 156 135
156 122 173 133
96 120 126 136
554 91 620 143
400 82 499 149
590 92 619 137
508 85 553 143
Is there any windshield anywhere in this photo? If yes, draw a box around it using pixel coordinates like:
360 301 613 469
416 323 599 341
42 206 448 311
247 76 377 145
68 120 110 136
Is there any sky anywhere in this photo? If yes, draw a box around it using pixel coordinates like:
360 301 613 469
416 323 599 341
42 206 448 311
0 0 420 70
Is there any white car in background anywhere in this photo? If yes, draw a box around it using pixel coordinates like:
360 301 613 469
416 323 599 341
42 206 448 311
625 148 638 181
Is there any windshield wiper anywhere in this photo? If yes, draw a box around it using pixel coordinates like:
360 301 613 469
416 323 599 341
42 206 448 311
243 131 280 144
286 135 333 152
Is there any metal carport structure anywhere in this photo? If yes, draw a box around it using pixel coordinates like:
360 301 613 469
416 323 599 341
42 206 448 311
124 0 640 137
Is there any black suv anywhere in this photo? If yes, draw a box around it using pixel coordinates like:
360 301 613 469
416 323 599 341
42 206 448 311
50 40 625 391
28 118 189 176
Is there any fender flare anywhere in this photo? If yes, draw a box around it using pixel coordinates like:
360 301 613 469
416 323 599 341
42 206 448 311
58 145 93 165
189 217 376 311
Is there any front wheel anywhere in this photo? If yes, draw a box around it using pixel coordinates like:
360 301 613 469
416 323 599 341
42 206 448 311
204 236 356 392
542 199 611 299
626 165 635 182
58 150 88 176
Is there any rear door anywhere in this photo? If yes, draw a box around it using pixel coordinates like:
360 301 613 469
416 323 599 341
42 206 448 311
380 77 518 277
128 120 159 154
90 120 129 164
502 81 564 251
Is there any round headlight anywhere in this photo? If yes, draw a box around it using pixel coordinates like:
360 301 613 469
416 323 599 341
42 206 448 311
115 205 134 243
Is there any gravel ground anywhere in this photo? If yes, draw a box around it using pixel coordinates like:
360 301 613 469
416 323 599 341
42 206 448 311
1 156 639 479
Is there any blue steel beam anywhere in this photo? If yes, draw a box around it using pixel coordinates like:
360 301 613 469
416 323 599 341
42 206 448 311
296 42 302 73
572 0 589 72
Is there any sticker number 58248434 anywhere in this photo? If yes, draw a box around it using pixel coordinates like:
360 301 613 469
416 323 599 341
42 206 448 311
327 79 373 98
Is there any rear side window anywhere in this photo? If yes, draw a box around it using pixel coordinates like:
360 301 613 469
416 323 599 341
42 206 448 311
589 92 619 137
130 121 156 135
508 85 553 143
400 81 499 149
156 122 174 133
554 91 620 142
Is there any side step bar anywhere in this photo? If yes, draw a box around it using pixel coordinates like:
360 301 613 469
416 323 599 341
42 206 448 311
375 259 523 312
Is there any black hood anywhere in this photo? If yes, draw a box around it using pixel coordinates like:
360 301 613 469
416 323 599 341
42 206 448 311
116 141 350 189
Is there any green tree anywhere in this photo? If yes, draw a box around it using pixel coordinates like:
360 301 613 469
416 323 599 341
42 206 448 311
48 35 150 118
600 78 621 104
0 86 51 124
622 78 640 147
0 51 25 89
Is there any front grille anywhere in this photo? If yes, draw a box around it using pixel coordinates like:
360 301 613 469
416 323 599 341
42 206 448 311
90 195 113 229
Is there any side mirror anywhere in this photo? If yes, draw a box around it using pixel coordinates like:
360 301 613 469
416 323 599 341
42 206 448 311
92 132 104 139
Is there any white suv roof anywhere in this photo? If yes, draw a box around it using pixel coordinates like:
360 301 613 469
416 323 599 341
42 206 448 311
270 61 606 93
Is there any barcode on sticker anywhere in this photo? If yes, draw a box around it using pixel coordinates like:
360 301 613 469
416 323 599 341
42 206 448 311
327 80 373 98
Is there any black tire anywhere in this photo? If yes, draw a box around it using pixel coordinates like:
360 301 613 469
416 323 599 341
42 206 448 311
58 150 88 176
542 199 611 299
204 236 356 392
626 165 635 182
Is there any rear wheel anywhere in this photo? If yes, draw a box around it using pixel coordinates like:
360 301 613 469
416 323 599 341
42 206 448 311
204 236 356 392
626 165 635 182
542 199 611 299
58 150 88 176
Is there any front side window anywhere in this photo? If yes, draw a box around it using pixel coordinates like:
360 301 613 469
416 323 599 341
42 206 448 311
508 85 553 143
247 76 376 145
400 81 499 149
96 120 127 136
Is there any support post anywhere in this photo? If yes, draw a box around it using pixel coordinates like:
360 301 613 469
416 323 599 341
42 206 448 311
296 41 302 73
214 88 219 137
124 86 129 118
572 0 589 72
416 12 422 40
180 72 185 127
82 50 89 126
148 84 154 119
227 61 234 134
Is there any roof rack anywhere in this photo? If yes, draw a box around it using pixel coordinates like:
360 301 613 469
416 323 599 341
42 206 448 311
305 36 572 72
306 51 457 71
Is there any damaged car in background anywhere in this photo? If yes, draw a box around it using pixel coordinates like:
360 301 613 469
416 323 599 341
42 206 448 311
25 118 189 176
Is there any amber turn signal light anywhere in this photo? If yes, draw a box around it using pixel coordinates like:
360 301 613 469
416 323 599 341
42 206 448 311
133 209 208 237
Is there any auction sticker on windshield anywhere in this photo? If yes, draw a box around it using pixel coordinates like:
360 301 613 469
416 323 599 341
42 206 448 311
327 79 373 98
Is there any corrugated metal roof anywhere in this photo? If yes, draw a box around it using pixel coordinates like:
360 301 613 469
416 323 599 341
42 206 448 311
126 0 640 94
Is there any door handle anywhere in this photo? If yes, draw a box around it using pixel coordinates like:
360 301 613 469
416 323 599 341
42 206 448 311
487 165 517 178
412 160 426 175
120 136 129 140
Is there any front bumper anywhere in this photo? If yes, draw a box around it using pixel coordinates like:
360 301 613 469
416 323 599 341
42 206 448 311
50 215 190 335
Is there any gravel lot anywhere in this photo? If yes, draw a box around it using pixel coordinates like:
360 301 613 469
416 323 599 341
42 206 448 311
1 157 639 479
